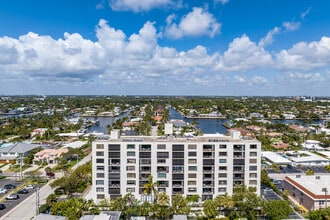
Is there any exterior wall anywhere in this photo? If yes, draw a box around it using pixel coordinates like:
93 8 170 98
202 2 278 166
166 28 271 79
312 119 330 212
92 135 261 203
284 177 330 211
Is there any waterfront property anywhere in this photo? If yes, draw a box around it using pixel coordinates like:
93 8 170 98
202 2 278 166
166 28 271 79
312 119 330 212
284 175 330 211
92 129 261 203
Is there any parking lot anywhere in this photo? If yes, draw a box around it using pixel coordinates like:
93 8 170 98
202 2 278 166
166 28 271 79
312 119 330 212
261 186 282 201
0 180 36 217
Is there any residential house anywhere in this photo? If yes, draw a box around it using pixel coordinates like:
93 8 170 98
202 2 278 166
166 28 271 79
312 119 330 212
33 148 68 165
0 143 42 164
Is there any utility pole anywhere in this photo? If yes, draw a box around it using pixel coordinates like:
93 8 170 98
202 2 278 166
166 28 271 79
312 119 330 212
36 187 40 216
20 154 23 180
322 187 328 208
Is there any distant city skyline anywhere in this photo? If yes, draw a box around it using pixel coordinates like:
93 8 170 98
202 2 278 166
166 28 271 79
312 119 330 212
1 0 330 96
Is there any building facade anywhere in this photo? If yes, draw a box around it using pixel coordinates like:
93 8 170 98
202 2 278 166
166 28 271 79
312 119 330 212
92 131 261 202
284 175 330 211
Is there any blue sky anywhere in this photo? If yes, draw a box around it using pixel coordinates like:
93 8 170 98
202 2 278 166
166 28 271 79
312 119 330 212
1 0 330 96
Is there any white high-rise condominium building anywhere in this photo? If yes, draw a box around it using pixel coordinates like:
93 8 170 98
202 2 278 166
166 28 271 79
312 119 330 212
92 130 261 202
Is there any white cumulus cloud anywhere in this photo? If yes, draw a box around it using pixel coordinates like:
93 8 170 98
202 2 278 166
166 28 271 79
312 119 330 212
217 35 273 72
275 36 330 71
109 0 175 12
165 7 221 39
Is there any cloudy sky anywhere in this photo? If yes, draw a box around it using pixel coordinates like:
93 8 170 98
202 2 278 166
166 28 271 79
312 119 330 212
1 0 330 96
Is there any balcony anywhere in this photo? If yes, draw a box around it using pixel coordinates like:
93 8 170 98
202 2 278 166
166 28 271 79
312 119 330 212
140 159 151 165
202 189 214 194
139 168 151 173
203 168 214 173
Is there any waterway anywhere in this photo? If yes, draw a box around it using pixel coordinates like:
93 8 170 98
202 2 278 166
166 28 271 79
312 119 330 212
86 108 324 135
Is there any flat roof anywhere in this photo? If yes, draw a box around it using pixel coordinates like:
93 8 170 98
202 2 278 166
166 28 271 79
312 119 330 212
285 175 330 198
262 151 291 164
288 151 329 163
62 141 87 149
97 134 259 143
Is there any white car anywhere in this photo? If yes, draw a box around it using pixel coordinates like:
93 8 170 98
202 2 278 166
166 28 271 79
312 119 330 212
24 184 35 190
0 188 7 194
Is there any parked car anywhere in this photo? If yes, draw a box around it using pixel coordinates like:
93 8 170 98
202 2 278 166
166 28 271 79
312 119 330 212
4 184 16 189
17 189 29 194
6 193 19 200
0 204 5 210
46 172 55 178
24 184 35 190
0 188 7 194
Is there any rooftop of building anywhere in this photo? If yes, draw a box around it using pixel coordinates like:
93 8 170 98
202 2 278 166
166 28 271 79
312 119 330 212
285 175 330 197
262 151 291 164
0 142 41 154
96 131 259 144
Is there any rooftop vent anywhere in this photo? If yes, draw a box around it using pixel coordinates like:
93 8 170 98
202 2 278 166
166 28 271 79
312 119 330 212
316 176 321 180
296 175 301 178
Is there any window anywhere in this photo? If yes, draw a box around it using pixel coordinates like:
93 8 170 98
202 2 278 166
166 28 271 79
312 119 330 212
157 144 166 149
97 194 105 199
96 159 104 163
96 144 104 149
249 159 257 164
219 145 227 149
97 166 104 171
188 181 196 185
96 180 104 185
219 180 227 185
127 144 135 149
188 159 197 164
96 173 104 178
127 173 136 178
127 180 136 185
250 152 257 157
218 188 226 192
249 173 257 178
188 151 197 157
219 152 227 156
96 151 104 156
188 144 197 149
188 173 197 178
249 180 257 185
219 159 227 163
158 173 166 178
127 188 135 193
127 159 136 164
157 152 169 158
157 159 166 164
250 144 257 149
127 151 135 157
188 187 197 192
219 166 227 171
126 166 135 171
249 166 257 171
188 166 197 171
219 173 227 178
96 187 104 192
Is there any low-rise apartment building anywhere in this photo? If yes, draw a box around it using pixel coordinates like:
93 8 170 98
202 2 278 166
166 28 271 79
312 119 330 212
284 175 330 211
92 130 261 203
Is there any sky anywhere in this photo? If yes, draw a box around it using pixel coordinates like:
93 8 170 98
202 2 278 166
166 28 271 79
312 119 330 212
1 0 330 96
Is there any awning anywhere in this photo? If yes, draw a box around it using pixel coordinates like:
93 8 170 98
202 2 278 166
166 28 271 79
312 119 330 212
299 205 308 212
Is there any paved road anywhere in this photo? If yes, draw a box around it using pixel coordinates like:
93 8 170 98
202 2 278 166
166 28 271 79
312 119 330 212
0 152 91 220
0 177 59 220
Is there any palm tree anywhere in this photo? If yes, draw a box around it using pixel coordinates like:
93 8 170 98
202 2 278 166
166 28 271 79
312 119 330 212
142 175 158 203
